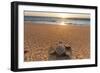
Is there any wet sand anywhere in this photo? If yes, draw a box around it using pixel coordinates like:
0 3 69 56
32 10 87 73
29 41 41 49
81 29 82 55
24 22 90 61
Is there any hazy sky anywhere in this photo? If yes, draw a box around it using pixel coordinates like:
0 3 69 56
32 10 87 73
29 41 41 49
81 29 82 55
24 11 90 19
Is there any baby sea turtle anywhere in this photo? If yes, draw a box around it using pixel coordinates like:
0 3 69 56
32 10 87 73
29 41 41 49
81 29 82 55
48 41 72 60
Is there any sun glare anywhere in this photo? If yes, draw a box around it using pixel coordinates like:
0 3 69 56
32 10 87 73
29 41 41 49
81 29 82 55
60 22 66 25
59 14 66 18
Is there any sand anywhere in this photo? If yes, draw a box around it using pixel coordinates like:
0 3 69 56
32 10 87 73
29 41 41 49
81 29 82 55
24 22 90 62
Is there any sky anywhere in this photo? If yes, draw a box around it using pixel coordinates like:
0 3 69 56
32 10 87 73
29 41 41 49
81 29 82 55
24 11 90 19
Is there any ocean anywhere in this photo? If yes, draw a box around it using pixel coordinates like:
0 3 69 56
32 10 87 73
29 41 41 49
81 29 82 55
24 16 90 25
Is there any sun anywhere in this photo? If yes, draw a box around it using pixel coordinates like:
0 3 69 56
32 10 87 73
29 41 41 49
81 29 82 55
60 21 66 25
59 14 66 18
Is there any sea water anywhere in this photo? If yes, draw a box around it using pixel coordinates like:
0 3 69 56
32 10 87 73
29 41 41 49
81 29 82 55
24 16 90 25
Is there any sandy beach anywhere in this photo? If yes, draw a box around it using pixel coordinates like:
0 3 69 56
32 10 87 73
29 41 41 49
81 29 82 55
24 22 90 61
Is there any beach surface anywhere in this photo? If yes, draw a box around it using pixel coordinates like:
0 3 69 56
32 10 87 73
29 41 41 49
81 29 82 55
24 22 90 61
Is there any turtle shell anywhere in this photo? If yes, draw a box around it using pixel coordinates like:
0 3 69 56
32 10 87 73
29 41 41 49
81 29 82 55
55 46 66 55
